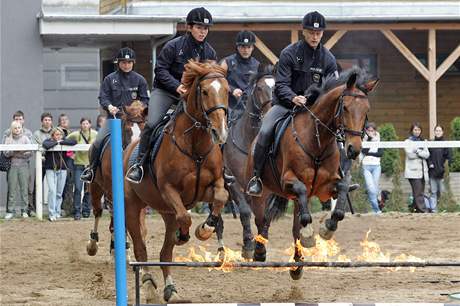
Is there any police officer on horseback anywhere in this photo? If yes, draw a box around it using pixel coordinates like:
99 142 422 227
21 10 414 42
80 47 149 183
246 11 339 196
126 7 217 183
221 30 260 121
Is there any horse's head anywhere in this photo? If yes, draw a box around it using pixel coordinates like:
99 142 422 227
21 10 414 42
182 60 229 144
121 100 147 147
248 64 275 118
336 72 379 159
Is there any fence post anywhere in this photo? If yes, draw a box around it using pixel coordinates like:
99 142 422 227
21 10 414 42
110 119 127 306
35 150 43 220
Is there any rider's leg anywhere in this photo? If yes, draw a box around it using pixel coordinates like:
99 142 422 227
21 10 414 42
247 105 289 197
126 88 178 183
80 122 110 183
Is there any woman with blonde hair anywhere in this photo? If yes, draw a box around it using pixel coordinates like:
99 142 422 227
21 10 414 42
3 121 32 219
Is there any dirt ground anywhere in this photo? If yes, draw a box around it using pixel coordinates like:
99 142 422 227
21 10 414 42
1 211 460 305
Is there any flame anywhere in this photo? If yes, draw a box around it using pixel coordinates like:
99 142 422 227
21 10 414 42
254 235 268 245
174 228 422 273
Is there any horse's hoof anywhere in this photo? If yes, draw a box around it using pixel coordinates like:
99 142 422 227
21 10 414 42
300 213 312 227
86 240 98 256
242 247 254 260
253 250 266 262
175 230 190 246
300 224 315 248
164 284 191 303
289 267 304 280
217 247 226 262
195 223 213 241
319 223 335 240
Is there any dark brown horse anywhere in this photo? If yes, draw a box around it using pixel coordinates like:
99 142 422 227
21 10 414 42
246 68 378 280
86 100 146 256
223 64 275 259
123 61 229 303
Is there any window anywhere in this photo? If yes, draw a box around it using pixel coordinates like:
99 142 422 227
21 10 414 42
336 54 378 77
416 54 460 76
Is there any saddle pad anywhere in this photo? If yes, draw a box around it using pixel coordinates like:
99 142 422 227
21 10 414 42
270 114 292 158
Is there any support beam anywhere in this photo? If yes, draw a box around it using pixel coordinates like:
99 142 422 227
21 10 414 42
291 29 299 44
428 29 437 139
324 30 347 50
381 29 430 81
254 34 278 64
436 44 460 81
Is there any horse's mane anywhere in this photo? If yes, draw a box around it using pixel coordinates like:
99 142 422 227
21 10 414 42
181 60 227 90
306 67 374 99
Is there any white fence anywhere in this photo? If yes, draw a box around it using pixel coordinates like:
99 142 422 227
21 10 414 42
1 141 460 220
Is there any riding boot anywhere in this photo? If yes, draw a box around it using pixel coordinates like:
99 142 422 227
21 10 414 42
126 124 154 184
80 151 98 183
246 143 268 197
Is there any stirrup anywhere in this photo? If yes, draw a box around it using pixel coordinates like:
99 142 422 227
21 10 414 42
80 169 94 183
125 164 144 184
246 176 263 197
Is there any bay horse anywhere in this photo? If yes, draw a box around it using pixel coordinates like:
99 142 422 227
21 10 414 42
86 100 146 256
123 60 229 303
246 67 379 280
222 64 275 259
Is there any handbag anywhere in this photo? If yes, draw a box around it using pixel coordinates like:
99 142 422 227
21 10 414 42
0 152 11 172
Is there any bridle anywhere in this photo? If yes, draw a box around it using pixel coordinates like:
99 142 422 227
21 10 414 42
183 72 228 134
246 75 274 123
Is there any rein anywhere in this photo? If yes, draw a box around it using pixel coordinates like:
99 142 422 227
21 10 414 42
288 89 368 193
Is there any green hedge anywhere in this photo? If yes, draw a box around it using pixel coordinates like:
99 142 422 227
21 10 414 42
378 123 400 176
450 117 460 172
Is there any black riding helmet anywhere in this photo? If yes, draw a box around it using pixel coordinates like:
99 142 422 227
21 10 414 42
186 7 213 26
302 11 326 30
236 30 256 46
115 47 136 63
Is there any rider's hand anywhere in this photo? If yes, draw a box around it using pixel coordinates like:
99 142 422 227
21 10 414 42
232 88 243 98
176 84 187 96
108 104 119 116
292 95 306 106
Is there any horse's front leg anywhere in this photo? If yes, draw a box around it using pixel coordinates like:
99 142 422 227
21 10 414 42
86 184 104 256
283 170 312 228
160 214 190 303
319 175 347 240
161 183 191 245
290 203 304 280
228 181 254 260
195 177 228 247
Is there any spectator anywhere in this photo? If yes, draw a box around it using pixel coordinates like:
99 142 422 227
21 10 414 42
427 125 452 212
67 118 97 220
3 121 32 219
96 114 106 132
58 113 74 217
360 122 384 214
32 112 54 217
2 110 33 215
404 122 430 213
42 127 76 221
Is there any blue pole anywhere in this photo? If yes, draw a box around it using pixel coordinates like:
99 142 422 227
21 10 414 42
110 119 127 306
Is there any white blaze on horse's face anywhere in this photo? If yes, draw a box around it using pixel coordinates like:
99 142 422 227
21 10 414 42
210 79 221 93
264 78 275 88
131 123 141 141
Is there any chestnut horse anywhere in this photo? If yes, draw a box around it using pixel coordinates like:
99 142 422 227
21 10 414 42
86 100 146 256
223 64 275 259
123 61 229 303
246 68 379 280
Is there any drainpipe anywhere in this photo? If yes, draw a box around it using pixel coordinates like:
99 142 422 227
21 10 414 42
150 31 177 85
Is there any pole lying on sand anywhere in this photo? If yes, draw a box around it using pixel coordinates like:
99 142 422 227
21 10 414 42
130 260 460 268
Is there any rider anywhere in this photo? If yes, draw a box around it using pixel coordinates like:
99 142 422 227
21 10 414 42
80 47 149 183
246 11 339 196
220 30 260 121
125 7 217 183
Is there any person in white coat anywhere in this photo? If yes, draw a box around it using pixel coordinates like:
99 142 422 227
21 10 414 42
404 122 430 213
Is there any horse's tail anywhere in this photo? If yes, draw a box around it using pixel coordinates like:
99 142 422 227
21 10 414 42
264 194 288 222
